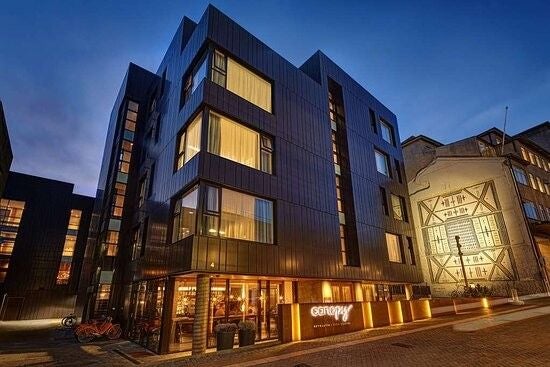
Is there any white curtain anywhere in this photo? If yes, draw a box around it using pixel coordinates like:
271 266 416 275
209 113 259 169
218 188 273 243
184 115 201 164
227 58 272 112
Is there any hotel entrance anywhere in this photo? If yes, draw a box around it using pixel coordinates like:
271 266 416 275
165 276 284 353
207 279 282 347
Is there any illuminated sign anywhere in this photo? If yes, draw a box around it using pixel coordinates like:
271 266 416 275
299 302 363 340
310 304 353 322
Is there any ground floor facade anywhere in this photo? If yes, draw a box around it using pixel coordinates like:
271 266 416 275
123 273 429 354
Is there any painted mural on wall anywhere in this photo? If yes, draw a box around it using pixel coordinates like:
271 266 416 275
418 181 517 284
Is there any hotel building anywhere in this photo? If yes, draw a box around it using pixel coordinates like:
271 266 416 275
403 123 550 298
83 5 424 354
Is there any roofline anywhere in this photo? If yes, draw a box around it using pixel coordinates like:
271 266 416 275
401 134 443 148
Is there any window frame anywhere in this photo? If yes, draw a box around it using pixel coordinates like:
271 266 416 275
174 112 202 172
210 49 273 113
206 110 274 174
385 232 404 263
200 184 275 244
374 149 391 177
379 118 394 145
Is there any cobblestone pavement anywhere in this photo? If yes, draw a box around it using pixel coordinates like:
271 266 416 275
1 298 549 366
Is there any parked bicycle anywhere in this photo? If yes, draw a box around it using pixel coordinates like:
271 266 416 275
61 313 77 328
74 316 122 343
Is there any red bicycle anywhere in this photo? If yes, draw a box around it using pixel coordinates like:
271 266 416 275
74 316 122 343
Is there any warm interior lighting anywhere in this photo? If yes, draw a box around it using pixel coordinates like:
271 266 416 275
291 303 301 341
322 281 332 303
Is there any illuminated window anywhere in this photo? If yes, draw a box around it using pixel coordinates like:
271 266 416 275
512 166 528 186
211 51 272 113
520 147 529 161
528 173 537 189
68 209 81 230
523 201 538 220
536 176 545 193
528 151 536 165
375 149 390 176
386 233 403 263
176 114 202 170
380 119 394 145
61 235 76 257
0 199 25 226
57 209 82 284
0 200 25 280
171 186 198 243
207 112 272 173
201 186 274 244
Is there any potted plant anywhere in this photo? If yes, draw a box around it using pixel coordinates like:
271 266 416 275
214 323 237 351
238 320 256 347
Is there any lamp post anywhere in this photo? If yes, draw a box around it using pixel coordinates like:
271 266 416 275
455 236 469 288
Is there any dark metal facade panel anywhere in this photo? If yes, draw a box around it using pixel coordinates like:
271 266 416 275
1 172 94 319
94 5 424 290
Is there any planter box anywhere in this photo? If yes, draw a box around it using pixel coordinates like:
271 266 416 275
216 331 235 351
238 330 256 347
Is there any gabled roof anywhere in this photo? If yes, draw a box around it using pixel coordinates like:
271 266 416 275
514 121 549 138
401 134 443 148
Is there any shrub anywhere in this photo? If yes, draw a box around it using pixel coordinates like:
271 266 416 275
238 320 256 331
214 323 237 333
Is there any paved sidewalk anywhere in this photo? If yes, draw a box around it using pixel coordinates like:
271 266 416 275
149 300 546 367
2 298 549 366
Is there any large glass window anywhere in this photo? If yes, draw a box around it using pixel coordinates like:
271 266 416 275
201 186 274 244
375 149 390 176
386 233 403 263
172 186 199 242
176 114 202 170
211 51 272 113
207 112 272 173
512 166 528 186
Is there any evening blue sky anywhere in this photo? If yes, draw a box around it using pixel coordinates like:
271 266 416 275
1 1 549 196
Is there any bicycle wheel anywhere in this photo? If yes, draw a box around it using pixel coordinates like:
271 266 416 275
106 325 122 340
76 328 95 343
63 316 76 328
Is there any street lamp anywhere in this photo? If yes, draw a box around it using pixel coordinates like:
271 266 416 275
455 236 469 288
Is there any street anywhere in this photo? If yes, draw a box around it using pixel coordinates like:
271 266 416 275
1 298 550 366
